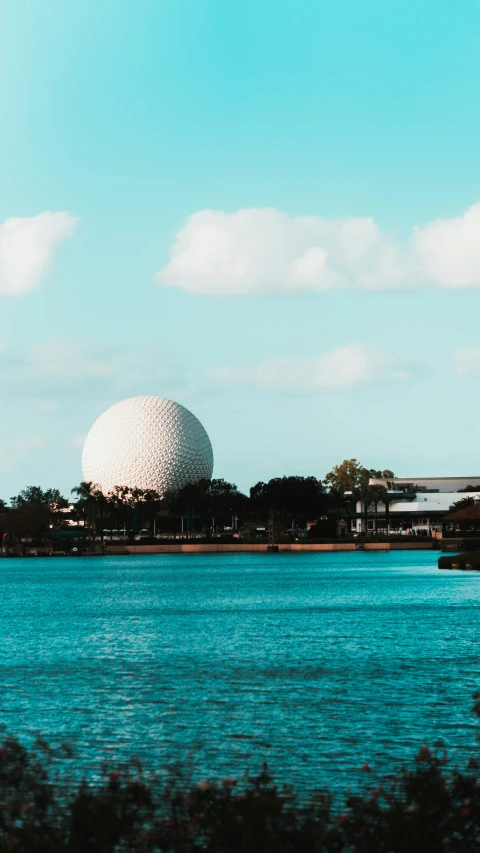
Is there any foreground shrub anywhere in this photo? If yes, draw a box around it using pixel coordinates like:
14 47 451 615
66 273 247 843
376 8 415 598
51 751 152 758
1 723 480 851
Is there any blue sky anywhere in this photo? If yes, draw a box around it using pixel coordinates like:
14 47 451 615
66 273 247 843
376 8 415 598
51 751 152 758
1 0 480 498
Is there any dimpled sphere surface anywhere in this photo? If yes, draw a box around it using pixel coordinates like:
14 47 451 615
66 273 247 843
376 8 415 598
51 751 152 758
82 396 214 496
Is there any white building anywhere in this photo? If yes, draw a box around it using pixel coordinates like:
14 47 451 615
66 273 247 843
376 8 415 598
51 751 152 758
349 476 480 535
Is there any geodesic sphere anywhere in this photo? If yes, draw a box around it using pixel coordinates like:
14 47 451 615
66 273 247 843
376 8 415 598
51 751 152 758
82 396 214 496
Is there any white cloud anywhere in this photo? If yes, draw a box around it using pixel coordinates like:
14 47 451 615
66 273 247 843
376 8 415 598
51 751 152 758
454 347 480 376
0 338 189 401
207 345 410 393
0 211 78 296
0 436 45 473
35 400 60 412
13 436 45 454
412 204 480 288
157 202 480 296
30 339 115 379
70 433 87 449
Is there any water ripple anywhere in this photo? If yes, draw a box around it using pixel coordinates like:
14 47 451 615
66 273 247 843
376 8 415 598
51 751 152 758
0 551 478 789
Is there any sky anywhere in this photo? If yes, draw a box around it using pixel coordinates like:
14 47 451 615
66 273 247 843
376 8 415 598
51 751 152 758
1 0 480 498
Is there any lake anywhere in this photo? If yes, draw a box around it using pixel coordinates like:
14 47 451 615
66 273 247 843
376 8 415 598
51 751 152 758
0 550 478 789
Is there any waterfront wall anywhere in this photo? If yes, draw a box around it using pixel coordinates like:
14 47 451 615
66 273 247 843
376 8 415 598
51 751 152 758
105 542 435 555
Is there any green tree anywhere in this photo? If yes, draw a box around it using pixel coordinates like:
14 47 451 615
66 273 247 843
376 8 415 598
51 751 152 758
11 486 67 511
72 481 120 536
162 479 245 537
0 500 8 544
364 472 394 532
205 479 248 531
176 480 210 535
104 487 154 537
71 481 96 532
323 462 394 534
163 488 182 538
250 476 327 531
4 503 50 541
448 495 475 513
92 488 110 535
107 486 132 532
159 482 209 538
368 468 395 483
323 459 365 493
141 489 162 534
10 486 68 530
360 483 388 533
323 461 394 494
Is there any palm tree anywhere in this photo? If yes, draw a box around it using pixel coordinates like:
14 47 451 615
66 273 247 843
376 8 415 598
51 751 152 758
373 485 387 533
71 481 95 501
163 489 181 538
107 486 131 535
71 481 96 536
142 490 162 536
92 489 109 537
358 484 387 534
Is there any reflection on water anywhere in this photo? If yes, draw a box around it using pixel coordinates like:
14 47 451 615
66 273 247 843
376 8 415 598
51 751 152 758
0 551 478 788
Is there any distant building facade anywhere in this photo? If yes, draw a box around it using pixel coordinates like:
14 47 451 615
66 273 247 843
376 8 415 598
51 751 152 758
348 477 480 535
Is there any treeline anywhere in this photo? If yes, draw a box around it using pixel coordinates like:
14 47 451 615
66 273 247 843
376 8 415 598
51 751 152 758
0 694 479 851
0 460 395 541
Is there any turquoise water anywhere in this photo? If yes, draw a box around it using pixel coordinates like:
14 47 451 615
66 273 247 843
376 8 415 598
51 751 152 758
0 551 478 787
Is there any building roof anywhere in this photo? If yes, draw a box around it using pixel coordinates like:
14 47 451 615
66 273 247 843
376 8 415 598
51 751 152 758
369 476 480 493
443 502 480 521
387 493 480 514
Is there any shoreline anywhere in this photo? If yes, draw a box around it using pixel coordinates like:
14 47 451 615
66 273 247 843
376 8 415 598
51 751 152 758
2 542 440 558
105 541 436 555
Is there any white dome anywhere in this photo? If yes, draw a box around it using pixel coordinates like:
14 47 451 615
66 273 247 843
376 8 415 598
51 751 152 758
82 396 213 496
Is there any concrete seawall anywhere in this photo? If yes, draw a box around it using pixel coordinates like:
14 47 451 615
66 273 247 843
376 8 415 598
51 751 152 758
106 542 435 555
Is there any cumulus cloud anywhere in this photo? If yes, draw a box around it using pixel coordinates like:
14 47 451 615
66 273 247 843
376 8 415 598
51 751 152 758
0 212 78 296
207 345 410 393
454 347 480 377
412 205 480 288
157 203 480 297
30 339 115 380
0 338 116 400
13 436 45 454
0 338 189 401
70 434 87 449
0 436 45 473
